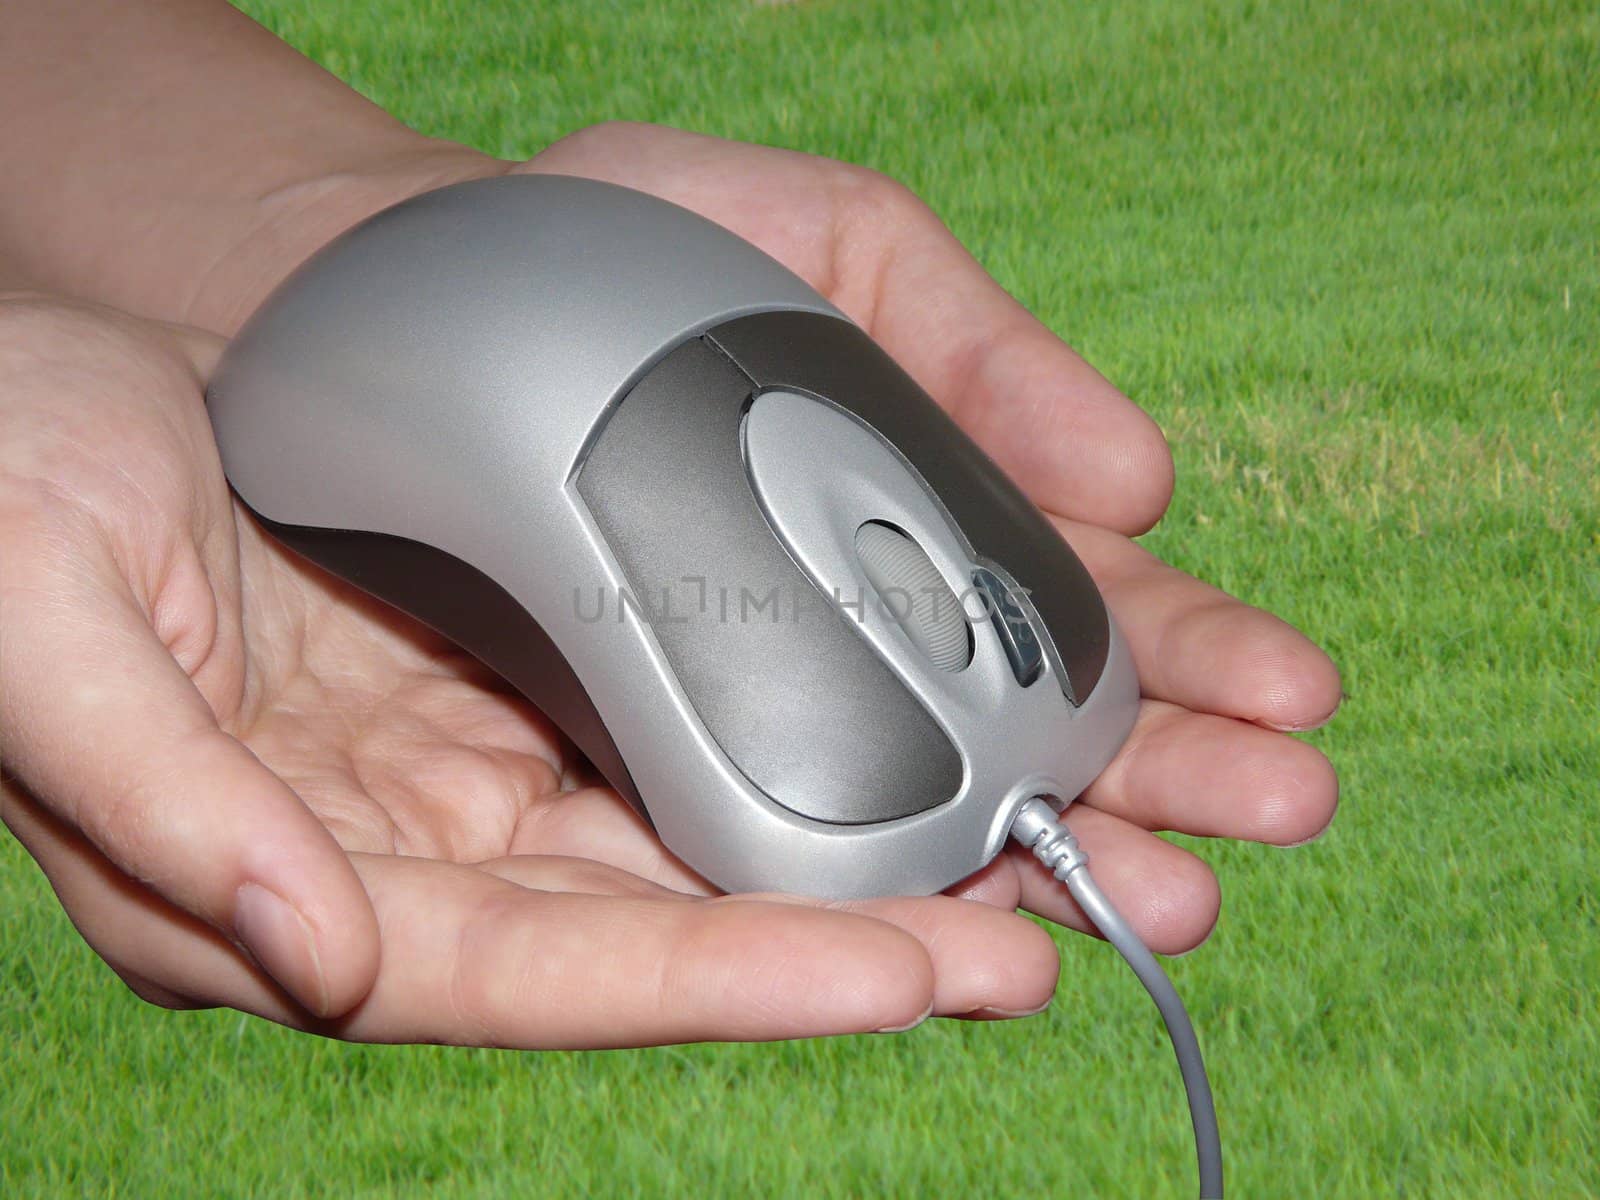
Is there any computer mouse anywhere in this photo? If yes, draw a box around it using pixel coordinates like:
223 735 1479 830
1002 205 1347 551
206 175 1140 900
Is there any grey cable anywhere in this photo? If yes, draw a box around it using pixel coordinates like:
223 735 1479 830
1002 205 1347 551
1010 798 1224 1199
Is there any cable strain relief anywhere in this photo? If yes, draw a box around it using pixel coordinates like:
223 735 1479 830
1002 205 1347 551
1009 797 1090 882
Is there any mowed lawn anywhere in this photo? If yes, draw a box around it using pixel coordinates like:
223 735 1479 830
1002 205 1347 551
2 0 1595 1196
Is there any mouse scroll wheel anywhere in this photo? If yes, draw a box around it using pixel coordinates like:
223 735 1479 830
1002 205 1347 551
855 522 972 672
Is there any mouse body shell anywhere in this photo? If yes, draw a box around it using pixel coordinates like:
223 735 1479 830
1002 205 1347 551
207 176 1139 899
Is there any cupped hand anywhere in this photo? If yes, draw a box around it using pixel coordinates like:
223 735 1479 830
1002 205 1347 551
2 126 1340 1047
0 294 1059 1044
515 124 1342 943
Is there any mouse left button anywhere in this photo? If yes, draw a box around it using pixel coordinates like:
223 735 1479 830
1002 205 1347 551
574 336 963 826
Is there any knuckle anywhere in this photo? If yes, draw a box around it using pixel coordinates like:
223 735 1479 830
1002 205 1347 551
446 887 541 1046
72 728 218 892
543 119 656 163
837 163 924 223
576 117 650 142
0 293 110 376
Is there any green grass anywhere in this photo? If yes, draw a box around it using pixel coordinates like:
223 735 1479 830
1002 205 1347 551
4 0 1597 1195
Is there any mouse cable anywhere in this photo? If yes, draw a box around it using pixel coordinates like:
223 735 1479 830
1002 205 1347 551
1010 798 1224 1199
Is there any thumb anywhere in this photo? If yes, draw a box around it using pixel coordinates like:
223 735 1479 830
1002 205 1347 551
0 537 379 1017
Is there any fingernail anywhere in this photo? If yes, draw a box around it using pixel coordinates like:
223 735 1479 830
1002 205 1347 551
235 882 329 1016
1263 690 1346 733
874 1002 934 1034
1275 824 1333 850
970 998 1053 1020
1168 936 1215 960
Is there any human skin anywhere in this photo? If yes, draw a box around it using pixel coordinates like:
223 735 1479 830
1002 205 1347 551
0 2 1340 1044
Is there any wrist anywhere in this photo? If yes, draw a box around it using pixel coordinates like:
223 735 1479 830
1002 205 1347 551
0 0 518 336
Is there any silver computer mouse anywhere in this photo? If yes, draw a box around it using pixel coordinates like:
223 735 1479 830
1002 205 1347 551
206 175 1140 899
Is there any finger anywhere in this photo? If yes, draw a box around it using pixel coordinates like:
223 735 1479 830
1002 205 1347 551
1061 518 1344 730
848 188 1174 534
1 782 275 1014
3 806 932 1041
513 795 1058 1016
942 859 1072 1016
944 854 1025 911
1081 700 1339 846
487 857 1057 1021
338 855 945 1045
521 126 1171 533
1011 805 1221 956
0 543 378 1016
826 893 1059 1018
15 806 1061 1045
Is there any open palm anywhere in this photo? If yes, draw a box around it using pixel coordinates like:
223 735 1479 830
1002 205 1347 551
1 128 1338 1048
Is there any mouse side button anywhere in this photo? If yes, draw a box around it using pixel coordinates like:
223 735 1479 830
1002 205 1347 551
971 566 1044 688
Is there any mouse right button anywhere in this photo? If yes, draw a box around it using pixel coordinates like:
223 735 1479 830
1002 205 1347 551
706 309 1109 706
